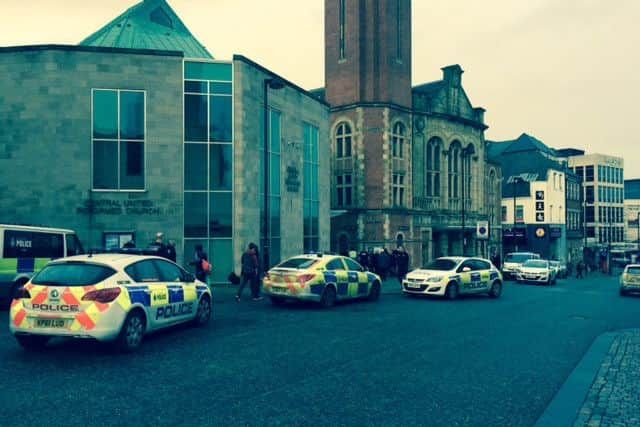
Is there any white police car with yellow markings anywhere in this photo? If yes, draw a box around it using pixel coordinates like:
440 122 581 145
9 253 212 352
619 264 640 296
262 253 382 308
403 257 503 299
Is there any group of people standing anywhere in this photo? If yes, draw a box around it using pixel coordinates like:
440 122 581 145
354 246 410 283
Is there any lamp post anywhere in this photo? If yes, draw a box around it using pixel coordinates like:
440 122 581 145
512 176 521 252
263 77 285 271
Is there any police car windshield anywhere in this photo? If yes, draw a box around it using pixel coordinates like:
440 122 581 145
276 258 319 269
523 260 548 268
506 254 535 263
627 267 640 275
422 259 458 271
32 263 116 286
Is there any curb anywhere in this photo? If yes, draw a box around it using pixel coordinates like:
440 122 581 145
534 331 617 427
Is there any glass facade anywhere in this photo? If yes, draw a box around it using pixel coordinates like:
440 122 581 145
260 109 282 267
92 89 145 190
184 61 233 283
303 123 319 252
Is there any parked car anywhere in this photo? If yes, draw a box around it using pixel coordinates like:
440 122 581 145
262 253 382 308
549 260 568 279
403 257 503 300
515 259 556 285
619 264 640 296
502 252 540 280
9 253 212 352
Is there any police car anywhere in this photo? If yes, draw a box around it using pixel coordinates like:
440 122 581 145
9 253 212 352
619 264 640 296
262 253 382 308
403 257 502 299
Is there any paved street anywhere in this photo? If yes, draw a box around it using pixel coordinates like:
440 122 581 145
1 272 638 427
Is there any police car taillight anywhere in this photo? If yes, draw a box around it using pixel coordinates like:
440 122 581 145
82 288 122 303
297 274 315 285
16 287 31 299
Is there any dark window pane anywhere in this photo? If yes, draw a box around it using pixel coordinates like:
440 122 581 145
93 90 117 139
270 196 280 238
210 144 232 190
312 202 319 236
185 192 208 237
33 263 115 286
270 110 281 153
270 153 280 196
184 62 232 81
311 164 318 200
154 259 183 282
120 91 144 140
120 141 144 189
303 200 311 236
304 163 311 197
185 94 208 141
209 239 232 283
184 81 207 93
185 144 207 190
210 95 232 142
210 192 232 237
4 230 64 258
210 82 232 95
93 141 118 189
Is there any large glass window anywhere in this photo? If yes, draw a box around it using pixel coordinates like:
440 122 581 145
335 122 352 158
426 137 441 197
183 61 234 283
92 89 145 190
304 123 320 253
448 142 461 199
392 174 405 206
259 108 282 267
585 186 594 204
585 165 594 182
336 174 353 207
391 122 406 158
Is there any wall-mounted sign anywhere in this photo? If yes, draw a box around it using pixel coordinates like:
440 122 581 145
536 201 545 211
476 221 489 240
536 212 545 222
77 199 161 215
285 165 300 192
535 227 546 238
550 227 562 238
535 191 545 201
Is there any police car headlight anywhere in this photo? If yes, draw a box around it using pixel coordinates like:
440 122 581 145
426 276 443 282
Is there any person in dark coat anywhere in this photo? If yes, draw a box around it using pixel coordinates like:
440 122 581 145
166 240 177 263
189 244 208 283
395 246 410 284
378 248 392 280
236 243 261 302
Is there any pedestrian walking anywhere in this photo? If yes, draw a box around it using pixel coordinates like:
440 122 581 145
576 260 584 279
236 243 261 302
378 248 392 280
395 246 410 285
166 240 177 263
491 251 502 271
252 244 263 300
189 244 209 283
149 232 170 260
358 249 370 271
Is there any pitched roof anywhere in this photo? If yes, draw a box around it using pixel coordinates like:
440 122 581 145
79 0 212 59
413 80 445 96
488 133 558 157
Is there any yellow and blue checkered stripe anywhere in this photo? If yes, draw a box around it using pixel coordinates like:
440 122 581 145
126 284 207 306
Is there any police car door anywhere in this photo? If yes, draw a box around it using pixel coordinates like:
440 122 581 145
154 259 197 325
456 260 475 294
326 258 349 299
474 259 492 291
125 260 168 331
344 257 369 298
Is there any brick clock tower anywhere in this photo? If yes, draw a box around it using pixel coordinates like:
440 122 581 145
325 0 414 255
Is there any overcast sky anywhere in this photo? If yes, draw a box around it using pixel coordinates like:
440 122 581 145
2 0 639 177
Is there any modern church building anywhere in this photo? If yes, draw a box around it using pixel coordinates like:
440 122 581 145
0 0 330 282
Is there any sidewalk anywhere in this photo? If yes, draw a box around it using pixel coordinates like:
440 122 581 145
536 329 640 427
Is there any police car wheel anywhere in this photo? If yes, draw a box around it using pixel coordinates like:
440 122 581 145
368 281 381 301
15 334 50 350
270 296 286 306
320 285 336 308
489 281 502 298
192 295 212 327
116 310 145 352
445 283 459 300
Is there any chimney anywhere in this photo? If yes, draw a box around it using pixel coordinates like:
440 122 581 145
442 64 463 87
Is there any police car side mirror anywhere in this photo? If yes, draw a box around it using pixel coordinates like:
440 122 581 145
462 266 472 273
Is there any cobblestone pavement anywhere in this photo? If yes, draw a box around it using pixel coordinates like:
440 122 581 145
573 329 640 427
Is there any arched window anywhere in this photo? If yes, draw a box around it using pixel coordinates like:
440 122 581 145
335 122 352 158
448 142 461 199
426 137 441 197
391 122 406 158
462 144 474 210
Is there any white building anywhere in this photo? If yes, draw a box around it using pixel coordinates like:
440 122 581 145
624 179 640 244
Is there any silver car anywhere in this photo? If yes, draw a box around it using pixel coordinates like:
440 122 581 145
515 259 557 285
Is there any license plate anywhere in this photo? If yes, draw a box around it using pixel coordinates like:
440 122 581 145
271 286 288 294
35 319 65 328
406 283 422 289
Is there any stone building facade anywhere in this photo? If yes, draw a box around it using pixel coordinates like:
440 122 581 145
0 0 330 282
323 0 500 266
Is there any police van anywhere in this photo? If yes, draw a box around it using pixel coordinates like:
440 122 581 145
0 225 84 308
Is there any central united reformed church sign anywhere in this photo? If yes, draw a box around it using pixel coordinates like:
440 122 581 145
77 199 162 215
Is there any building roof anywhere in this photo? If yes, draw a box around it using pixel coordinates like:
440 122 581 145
625 179 640 200
79 0 213 59
488 133 557 157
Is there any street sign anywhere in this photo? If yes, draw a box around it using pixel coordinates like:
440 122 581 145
476 221 489 240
